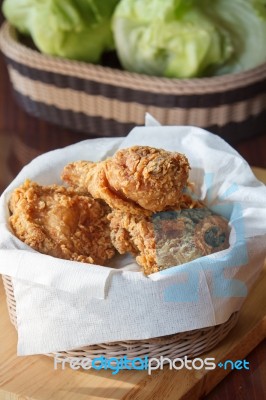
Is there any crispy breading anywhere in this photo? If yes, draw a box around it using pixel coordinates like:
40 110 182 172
104 146 190 211
62 160 149 216
108 210 157 274
9 180 115 265
61 145 230 275
62 146 190 215
60 160 95 192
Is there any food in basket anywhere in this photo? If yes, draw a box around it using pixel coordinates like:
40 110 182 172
62 145 230 274
2 0 266 78
61 146 190 215
8 146 230 274
8 180 115 265
2 0 120 63
113 0 232 78
113 0 266 78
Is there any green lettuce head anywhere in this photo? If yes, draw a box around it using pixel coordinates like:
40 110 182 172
112 0 266 78
3 0 120 63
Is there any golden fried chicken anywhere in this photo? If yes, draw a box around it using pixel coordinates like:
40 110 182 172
62 146 190 215
104 146 190 211
9 180 115 265
109 202 230 275
62 160 148 216
61 145 229 275
109 211 156 274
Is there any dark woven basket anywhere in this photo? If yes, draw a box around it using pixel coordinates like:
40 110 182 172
1 22 266 142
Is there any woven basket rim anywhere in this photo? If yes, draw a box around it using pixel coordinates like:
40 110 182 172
1 21 266 93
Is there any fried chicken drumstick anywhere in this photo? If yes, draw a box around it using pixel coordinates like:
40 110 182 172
62 146 190 215
9 180 115 265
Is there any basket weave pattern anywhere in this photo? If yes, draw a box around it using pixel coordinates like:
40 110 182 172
0 22 266 141
2 274 239 362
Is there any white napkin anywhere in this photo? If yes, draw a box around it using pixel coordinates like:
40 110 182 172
0 117 265 355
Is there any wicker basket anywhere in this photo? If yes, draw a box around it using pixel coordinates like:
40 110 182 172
2 274 239 363
0 22 266 142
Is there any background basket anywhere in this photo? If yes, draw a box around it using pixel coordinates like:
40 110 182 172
0 22 266 143
2 274 239 363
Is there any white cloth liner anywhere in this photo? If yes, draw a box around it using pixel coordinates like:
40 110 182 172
0 115 265 355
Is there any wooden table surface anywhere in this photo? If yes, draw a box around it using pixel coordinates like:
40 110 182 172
0 7 266 399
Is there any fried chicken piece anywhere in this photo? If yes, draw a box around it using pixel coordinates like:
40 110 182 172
104 146 190 211
109 211 156 274
62 146 190 215
9 180 115 265
61 160 95 192
109 201 230 275
62 160 149 216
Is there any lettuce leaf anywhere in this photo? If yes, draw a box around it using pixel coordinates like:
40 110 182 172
112 0 266 78
3 0 120 63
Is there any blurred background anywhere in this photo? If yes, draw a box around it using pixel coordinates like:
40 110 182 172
0 0 266 194
1 55 265 191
